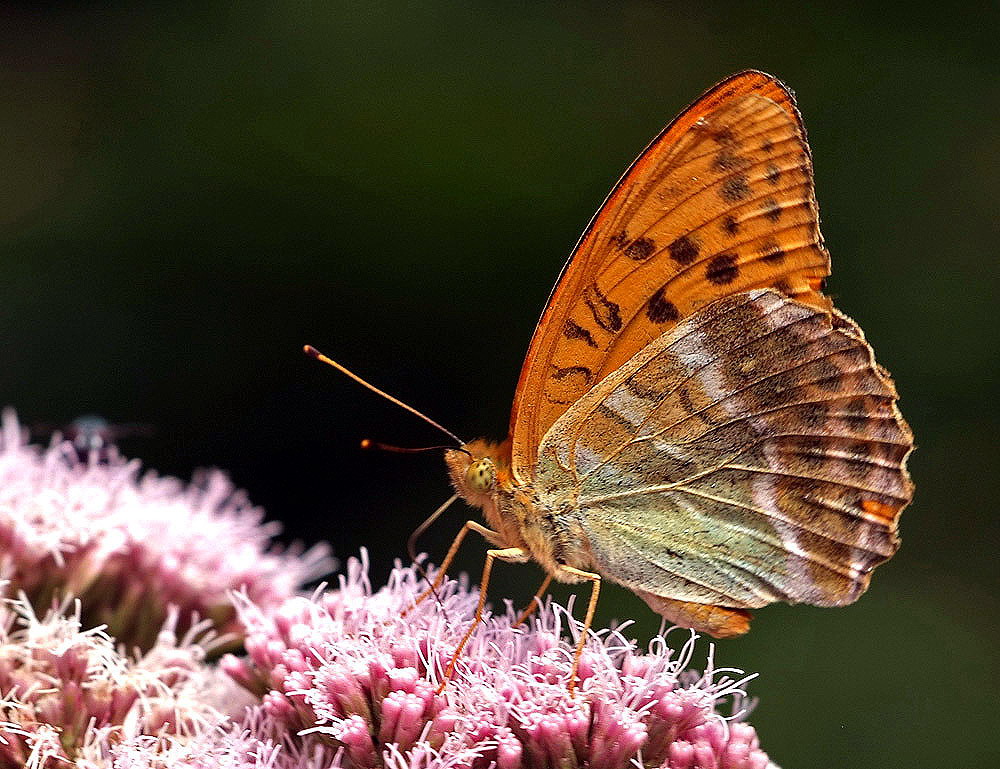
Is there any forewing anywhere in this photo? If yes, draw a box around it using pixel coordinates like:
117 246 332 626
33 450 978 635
535 290 913 609
511 71 831 479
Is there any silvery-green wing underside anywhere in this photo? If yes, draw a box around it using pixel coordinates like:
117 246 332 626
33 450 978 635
535 289 913 609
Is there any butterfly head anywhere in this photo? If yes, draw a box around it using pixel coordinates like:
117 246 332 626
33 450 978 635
465 457 497 492
444 437 513 516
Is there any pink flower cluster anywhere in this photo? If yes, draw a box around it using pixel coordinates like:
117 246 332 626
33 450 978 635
0 410 333 651
0 594 254 769
0 409 776 768
224 554 773 769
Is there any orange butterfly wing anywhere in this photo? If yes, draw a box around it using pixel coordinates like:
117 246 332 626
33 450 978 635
510 71 831 478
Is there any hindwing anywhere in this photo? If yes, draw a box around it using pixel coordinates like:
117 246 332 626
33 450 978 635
535 290 913 612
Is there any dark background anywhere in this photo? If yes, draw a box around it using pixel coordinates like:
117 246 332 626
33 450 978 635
2 3 996 767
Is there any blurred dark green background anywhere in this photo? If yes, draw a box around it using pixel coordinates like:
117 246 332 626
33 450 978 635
2 3 996 767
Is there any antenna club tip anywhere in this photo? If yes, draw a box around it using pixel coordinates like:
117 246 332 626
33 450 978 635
303 344 321 358
360 438 373 450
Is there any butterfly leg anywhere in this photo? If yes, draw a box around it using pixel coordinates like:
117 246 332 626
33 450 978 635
514 573 554 627
437 546 528 693
404 520 502 616
555 565 602 695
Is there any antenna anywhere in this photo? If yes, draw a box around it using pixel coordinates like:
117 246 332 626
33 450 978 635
361 439 470 455
304 345 465 446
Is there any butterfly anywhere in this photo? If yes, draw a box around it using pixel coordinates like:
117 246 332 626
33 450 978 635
308 70 913 691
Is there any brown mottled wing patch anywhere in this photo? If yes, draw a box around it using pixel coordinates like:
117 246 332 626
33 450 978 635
535 290 913 616
511 71 831 479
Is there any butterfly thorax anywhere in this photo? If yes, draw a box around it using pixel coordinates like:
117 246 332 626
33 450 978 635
445 438 595 581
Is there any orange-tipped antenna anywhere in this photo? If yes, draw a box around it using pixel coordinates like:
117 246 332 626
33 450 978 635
304 345 465 446
361 439 470 455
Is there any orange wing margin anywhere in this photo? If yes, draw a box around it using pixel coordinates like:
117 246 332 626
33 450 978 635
509 71 832 480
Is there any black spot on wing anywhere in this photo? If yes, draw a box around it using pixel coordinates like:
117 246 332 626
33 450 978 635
759 239 785 264
583 283 623 333
721 174 750 202
646 288 680 324
713 149 751 172
668 234 700 265
712 126 737 146
625 237 656 261
706 253 739 284
563 319 598 348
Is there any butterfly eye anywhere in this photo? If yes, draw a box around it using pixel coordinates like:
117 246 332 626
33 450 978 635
466 458 496 492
